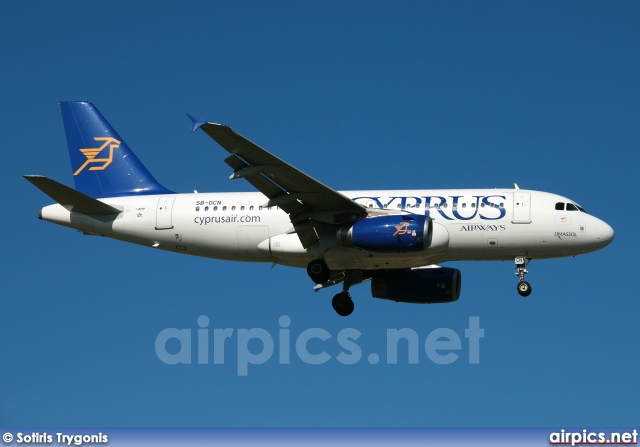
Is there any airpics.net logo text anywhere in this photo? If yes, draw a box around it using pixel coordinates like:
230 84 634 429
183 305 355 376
155 316 484 376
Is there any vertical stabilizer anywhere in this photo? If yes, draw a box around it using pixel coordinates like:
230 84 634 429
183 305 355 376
60 101 173 198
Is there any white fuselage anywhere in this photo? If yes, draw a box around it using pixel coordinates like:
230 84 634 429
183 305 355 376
39 188 615 270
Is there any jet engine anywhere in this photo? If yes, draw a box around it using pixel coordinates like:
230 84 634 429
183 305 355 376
337 214 432 252
371 267 461 303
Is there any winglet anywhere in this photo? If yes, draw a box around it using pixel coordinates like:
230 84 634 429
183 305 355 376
187 114 206 132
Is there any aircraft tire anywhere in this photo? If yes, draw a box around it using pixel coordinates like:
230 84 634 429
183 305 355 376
332 292 354 316
517 281 532 297
307 259 331 284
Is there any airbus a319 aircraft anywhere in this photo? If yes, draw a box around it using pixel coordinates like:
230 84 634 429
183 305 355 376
26 102 615 316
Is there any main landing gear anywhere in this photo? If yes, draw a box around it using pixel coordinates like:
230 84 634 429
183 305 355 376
332 270 355 317
306 259 355 317
307 258 331 284
514 256 532 297
332 292 354 317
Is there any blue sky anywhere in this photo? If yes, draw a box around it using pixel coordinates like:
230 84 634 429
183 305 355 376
1 1 638 427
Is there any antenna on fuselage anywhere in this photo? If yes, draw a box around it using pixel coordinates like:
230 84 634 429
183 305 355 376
514 183 520 189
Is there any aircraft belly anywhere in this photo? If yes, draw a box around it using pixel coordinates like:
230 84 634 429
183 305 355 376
325 248 429 270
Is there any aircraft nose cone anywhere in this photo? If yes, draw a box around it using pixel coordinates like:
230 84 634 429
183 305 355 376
597 221 615 247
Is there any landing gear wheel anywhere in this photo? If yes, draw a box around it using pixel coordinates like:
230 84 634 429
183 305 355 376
307 259 330 284
514 256 532 297
517 281 532 297
332 292 354 317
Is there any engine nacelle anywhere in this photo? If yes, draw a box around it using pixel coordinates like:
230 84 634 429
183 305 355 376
371 267 461 303
337 214 432 252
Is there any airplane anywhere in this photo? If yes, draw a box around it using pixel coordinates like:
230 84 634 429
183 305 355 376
25 102 615 316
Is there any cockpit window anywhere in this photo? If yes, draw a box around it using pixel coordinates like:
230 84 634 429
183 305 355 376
566 203 578 211
557 201 588 213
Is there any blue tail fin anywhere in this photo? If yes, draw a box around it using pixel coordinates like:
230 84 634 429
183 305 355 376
60 101 173 198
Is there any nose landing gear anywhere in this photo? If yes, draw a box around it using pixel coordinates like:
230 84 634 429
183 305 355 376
515 256 532 297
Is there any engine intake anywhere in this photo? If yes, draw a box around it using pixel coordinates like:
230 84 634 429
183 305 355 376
371 267 461 303
337 214 432 252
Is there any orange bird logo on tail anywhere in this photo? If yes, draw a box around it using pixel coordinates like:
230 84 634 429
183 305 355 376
73 137 121 175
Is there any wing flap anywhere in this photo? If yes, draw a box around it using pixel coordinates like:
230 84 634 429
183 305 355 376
313 270 371 291
224 154 303 214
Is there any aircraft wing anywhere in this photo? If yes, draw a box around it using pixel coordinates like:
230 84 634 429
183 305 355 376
190 117 368 246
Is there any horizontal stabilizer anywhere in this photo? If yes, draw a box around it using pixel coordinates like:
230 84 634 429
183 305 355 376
24 175 121 215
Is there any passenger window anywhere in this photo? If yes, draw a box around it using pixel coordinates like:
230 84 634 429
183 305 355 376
462 203 467 208
555 202 565 211
195 206 200 212
214 206 218 211
223 206 227 211
250 206 254 210
471 203 476 208
566 203 578 211
232 206 236 211
204 206 209 211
